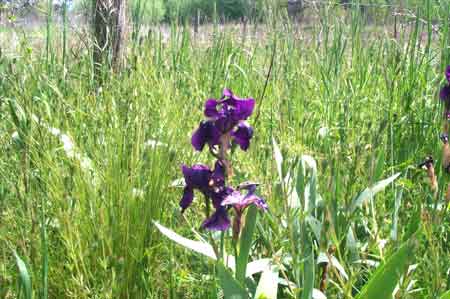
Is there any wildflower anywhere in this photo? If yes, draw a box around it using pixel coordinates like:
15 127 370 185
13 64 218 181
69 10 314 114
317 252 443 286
221 182 268 212
192 89 255 152
191 121 221 151
440 66 450 101
201 206 231 231
180 161 232 231
441 134 450 174
221 182 267 239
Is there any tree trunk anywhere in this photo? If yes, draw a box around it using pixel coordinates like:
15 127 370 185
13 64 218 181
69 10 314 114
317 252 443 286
93 0 127 77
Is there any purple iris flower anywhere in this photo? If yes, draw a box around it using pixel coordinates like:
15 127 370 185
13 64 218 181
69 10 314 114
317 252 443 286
201 206 231 231
440 65 450 102
192 89 255 152
221 182 268 212
220 182 267 239
180 161 233 231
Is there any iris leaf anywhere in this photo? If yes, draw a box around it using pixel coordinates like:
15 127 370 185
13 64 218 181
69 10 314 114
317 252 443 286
350 173 401 213
254 264 279 299
154 221 216 259
217 262 248 299
236 205 258 283
13 250 32 299
355 238 416 299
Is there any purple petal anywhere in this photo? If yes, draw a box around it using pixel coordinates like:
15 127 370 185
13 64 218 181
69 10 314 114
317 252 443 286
202 207 231 231
211 160 225 186
446 65 450 83
240 193 268 211
180 186 194 212
191 121 221 151
215 114 237 133
182 164 211 190
204 99 220 118
232 122 253 151
222 88 233 98
440 85 450 101
253 196 269 211
221 190 245 207
232 98 255 121
211 187 234 208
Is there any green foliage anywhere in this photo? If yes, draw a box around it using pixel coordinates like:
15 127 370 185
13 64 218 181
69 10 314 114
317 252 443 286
217 263 249 299
356 239 416 299
13 251 32 299
131 0 166 23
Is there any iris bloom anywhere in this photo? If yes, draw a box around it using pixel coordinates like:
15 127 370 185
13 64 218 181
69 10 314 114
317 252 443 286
192 89 255 152
221 182 267 238
180 161 233 231
440 66 450 104
221 182 268 212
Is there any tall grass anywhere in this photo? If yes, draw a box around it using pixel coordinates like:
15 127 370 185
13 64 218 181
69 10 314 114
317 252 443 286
0 1 449 298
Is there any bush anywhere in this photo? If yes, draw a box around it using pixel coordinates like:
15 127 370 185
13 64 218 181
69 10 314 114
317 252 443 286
164 0 265 22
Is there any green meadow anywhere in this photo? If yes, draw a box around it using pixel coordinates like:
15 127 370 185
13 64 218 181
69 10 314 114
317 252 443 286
1 1 450 298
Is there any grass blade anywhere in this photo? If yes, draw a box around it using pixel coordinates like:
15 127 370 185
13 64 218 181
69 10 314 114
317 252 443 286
441 290 450 299
13 251 32 299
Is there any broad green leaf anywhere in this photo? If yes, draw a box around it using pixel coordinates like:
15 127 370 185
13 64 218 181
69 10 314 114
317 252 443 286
355 238 416 299
390 189 403 241
272 137 283 181
350 173 401 213
306 216 322 241
217 263 248 299
13 251 32 299
254 264 279 299
302 245 315 299
312 289 327 299
237 205 258 282
346 226 359 262
227 258 272 278
246 259 271 277
298 155 318 213
153 221 216 259
300 155 317 176
441 290 450 299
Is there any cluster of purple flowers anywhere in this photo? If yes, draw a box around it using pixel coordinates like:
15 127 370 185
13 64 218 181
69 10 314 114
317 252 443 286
180 89 267 231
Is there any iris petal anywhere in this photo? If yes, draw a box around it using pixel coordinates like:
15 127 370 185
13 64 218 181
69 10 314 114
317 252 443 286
211 160 225 186
222 189 268 212
204 99 220 118
182 164 211 190
180 186 194 212
221 191 244 207
211 187 233 208
191 121 221 151
232 98 255 121
232 122 253 151
222 88 233 98
202 207 231 231
440 85 450 102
